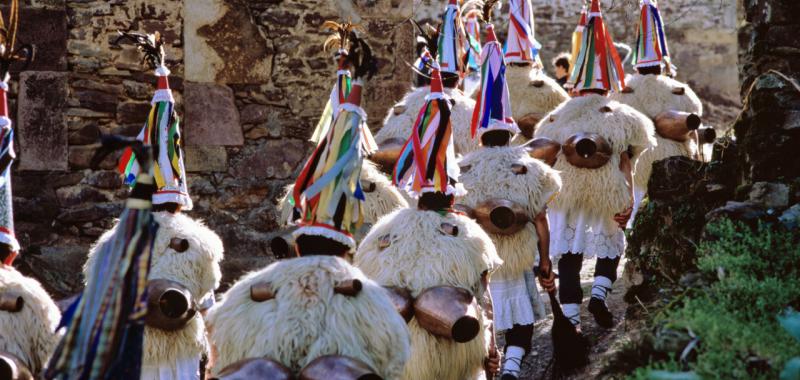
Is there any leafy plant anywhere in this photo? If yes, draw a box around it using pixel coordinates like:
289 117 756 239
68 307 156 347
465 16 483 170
627 220 800 379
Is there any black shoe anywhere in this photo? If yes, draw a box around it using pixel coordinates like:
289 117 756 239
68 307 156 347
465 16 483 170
500 374 519 380
588 297 613 328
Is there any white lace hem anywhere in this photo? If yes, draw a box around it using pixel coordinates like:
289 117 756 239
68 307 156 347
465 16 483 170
489 277 536 331
548 208 625 260
140 353 199 380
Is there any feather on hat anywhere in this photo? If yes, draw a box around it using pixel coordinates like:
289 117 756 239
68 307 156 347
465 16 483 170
310 21 361 144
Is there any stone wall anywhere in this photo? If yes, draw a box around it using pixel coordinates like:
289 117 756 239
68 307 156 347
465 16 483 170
11 0 414 297
10 0 740 297
415 0 741 127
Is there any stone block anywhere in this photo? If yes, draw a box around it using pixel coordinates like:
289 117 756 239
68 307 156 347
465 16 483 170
84 170 123 189
76 89 118 113
68 123 101 145
20 245 86 298
748 182 790 209
56 203 122 224
184 0 272 84
239 103 270 125
116 101 152 125
185 145 228 172
184 82 244 146
3 6 68 72
231 139 306 179
18 71 69 171
56 185 110 207
68 145 117 170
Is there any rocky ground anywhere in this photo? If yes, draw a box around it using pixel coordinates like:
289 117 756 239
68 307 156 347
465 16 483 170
498 257 632 380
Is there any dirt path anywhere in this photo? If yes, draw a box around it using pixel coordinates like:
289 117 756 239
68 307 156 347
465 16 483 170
499 257 631 380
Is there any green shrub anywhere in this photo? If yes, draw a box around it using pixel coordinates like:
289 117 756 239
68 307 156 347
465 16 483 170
629 220 800 379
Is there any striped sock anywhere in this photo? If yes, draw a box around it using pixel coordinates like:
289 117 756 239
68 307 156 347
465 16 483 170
502 346 525 376
562 303 581 326
591 276 613 302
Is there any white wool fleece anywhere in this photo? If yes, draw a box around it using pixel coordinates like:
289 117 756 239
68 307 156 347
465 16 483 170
535 94 657 217
355 208 501 380
458 146 562 279
0 266 61 375
610 73 703 189
84 211 225 367
206 255 410 379
377 86 479 155
506 66 569 124
278 160 408 227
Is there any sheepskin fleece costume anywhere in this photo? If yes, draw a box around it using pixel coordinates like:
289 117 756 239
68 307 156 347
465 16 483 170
84 211 224 375
534 94 656 217
355 208 501 380
609 73 703 190
458 146 561 280
206 255 410 379
377 86 478 154
506 66 568 133
0 266 61 375
278 160 408 227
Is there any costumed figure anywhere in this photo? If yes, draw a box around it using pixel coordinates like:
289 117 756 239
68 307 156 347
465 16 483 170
456 5 561 379
565 5 588 91
277 21 407 249
355 62 503 380
609 0 714 227
374 0 480 159
82 31 225 380
534 0 656 331
503 0 568 142
206 32 411 380
46 137 161 380
462 7 483 95
0 14 60 376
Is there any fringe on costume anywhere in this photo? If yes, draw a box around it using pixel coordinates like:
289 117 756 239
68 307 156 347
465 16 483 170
535 95 656 217
632 0 672 73
610 74 702 120
378 87 478 154
393 79 464 198
278 160 408 227
0 126 19 252
505 66 568 124
206 255 411 379
609 73 702 189
311 70 352 144
567 6 588 81
458 146 561 279
471 26 520 140
48 200 158 380
83 211 224 367
0 266 61 375
355 208 501 380
567 0 626 93
118 86 192 210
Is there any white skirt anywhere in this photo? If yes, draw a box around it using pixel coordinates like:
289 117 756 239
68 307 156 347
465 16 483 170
140 354 200 380
490 275 536 331
549 208 625 260
627 187 647 229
